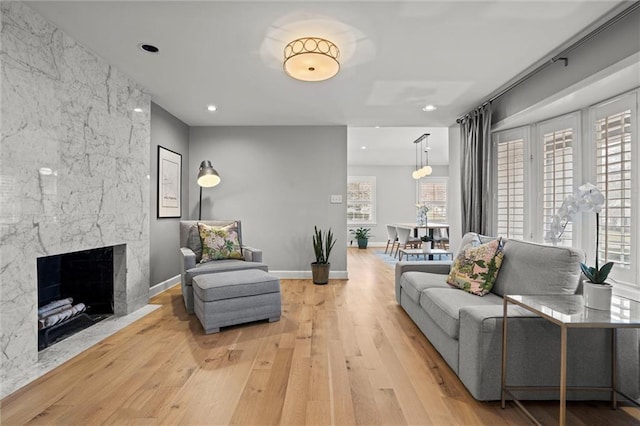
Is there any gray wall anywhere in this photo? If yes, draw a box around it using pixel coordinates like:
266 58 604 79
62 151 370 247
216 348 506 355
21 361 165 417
347 165 449 245
150 103 190 286
492 5 640 123
189 126 347 275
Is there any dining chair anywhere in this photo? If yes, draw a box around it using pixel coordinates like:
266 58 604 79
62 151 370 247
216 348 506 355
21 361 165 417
385 225 399 256
433 227 450 249
395 226 422 258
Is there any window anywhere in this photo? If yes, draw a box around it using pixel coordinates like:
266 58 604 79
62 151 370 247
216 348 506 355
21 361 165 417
591 94 635 285
417 179 448 222
490 90 639 296
539 114 579 245
347 176 376 225
493 129 526 240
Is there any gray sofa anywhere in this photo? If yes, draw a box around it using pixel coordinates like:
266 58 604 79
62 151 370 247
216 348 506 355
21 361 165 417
395 233 640 401
179 220 268 314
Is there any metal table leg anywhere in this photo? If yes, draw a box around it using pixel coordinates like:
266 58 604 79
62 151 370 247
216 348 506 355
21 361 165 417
501 298 508 409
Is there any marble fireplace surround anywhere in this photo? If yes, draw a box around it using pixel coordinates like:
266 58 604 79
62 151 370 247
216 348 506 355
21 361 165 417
37 244 126 346
1 2 151 396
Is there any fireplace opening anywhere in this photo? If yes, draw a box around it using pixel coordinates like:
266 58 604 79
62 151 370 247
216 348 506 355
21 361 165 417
37 246 115 350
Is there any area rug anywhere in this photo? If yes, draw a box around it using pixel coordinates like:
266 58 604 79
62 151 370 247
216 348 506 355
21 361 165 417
375 250 399 267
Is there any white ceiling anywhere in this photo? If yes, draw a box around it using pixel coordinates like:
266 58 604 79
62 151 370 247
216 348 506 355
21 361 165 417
348 126 449 166
30 0 622 129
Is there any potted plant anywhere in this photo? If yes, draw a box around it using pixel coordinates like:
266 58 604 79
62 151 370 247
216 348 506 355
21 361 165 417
578 184 614 310
350 227 372 249
547 183 614 310
311 226 336 285
420 234 434 253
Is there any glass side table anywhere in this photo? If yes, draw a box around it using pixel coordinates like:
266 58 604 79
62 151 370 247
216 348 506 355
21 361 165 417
501 294 640 426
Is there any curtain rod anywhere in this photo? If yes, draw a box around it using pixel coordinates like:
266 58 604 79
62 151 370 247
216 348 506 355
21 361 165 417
455 1 640 124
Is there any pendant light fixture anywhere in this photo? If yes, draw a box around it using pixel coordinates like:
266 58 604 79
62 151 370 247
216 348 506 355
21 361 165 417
411 133 432 179
422 133 433 176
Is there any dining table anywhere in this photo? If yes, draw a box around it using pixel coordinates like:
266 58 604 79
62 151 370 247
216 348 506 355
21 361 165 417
394 222 450 239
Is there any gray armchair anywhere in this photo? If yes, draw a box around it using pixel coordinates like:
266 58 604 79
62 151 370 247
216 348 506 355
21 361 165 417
179 220 268 314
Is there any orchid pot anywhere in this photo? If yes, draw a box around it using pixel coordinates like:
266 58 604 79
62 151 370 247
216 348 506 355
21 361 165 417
582 280 612 310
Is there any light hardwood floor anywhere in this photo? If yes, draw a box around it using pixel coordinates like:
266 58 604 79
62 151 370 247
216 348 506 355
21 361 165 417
2 248 639 425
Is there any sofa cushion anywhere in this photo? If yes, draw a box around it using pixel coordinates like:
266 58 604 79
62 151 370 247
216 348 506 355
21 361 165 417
447 239 504 296
455 233 498 257
199 222 243 262
185 259 268 286
193 269 280 302
492 239 584 297
400 271 451 304
419 288 503 339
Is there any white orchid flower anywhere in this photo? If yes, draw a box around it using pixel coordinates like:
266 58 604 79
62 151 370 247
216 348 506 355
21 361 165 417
576 182 605 213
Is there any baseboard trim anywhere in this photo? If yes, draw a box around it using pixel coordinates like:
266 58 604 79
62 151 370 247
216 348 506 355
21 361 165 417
269 270 349 280
347 241 387 248
149 274 181 297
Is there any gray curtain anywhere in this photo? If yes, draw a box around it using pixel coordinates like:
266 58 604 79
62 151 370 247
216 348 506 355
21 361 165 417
460 103 492 235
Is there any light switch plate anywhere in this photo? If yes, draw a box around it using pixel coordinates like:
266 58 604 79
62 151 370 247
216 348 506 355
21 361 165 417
330 194 342 204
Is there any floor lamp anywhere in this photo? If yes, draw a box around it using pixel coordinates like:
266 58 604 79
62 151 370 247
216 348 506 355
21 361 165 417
197 160 221 220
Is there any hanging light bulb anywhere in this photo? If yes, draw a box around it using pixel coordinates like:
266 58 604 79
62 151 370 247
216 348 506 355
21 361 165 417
411 133 434 179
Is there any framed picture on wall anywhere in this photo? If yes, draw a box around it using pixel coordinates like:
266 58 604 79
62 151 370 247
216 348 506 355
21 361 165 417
157 146 182 218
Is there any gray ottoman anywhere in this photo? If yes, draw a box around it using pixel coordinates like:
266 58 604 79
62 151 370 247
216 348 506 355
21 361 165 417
192 269 281 334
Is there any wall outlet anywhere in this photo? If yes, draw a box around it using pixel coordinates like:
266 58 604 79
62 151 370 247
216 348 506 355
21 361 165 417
330 194 342 204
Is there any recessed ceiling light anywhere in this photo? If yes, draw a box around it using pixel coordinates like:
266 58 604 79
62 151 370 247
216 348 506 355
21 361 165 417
361 146 367 150
422 105 437 112
133 107 143 113
207 105 217 112
139 43 159 54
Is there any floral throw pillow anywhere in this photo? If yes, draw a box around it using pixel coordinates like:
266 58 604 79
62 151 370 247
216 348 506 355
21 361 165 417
198 222 243 263
447 238 504 296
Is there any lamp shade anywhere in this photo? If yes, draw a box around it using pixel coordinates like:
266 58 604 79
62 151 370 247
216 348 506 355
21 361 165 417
197 160 221 187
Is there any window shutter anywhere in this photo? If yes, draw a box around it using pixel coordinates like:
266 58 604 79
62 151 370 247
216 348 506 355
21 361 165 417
418 180 448 222
595 109 632 270
496 138 525 239
543 127 574 245
347 176 376 224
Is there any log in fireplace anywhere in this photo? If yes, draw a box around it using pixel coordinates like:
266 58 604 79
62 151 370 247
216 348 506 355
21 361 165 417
37 246 115 350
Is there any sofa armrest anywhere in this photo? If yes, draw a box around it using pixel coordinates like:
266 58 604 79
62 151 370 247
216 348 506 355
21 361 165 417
395 260 451 278
242 246 263 263
180 247 196 271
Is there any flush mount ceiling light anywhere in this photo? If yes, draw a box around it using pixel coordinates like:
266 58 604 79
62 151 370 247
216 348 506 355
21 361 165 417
422 105 437 112
283 37 340 82
207 105 217 112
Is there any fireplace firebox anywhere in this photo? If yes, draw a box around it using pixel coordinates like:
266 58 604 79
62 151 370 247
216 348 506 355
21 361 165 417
37 246 116 350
